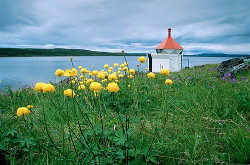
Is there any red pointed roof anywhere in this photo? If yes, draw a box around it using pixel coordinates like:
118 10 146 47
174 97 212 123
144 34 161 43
156 28 183 50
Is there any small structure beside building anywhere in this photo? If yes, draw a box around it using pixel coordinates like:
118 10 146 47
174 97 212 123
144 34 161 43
148 28 183 72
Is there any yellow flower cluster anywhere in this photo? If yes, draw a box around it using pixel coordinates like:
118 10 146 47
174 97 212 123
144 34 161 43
64 89 75 98
160 69 170 75
147 72 155 79
128 75 134 79
80 68 90 74
34 82 55 93
129 69 135 75
52 58 173 100
70 68 78 77
97 73 105 79
123 67 128 71
91 70 99 76
89 82 102 96
107 82 120 93
27 105 34 109
118 74 124 78
138 56 146 63
86 79 94 84
101 79 107 83
17 107 30 116
104 64 108 68
89 82 102 91
78 85 85 90
108 74 118 81
114 63 119 67
55 69 64 77
63 68 78 77
165 79 173 85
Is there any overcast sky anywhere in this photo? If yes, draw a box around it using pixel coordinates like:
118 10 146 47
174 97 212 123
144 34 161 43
0 0 250 54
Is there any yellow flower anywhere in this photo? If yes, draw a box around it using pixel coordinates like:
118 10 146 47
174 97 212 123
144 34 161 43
117 71 121 74
70 68 78 77
107 82 120 93
78 85 85 90
80 68 89 74
118 68 122 71
129 69 135 75
64 69 71 77
71 80 76 84
91 70 99 76
89 82 102 96
114 63 119 67
34 82 47 92
160 68 170 75
120 64 125 68
79 81 84 85
89 82 102 91
103 71 108 75
147 72 155 79
78 66 83 69
27 105 33 109
101 79 107 83
43 84 55 93
128 75 134 79
123 67 128 71
104 64 109 69
94 91 100 97
22 108 30 115
109 67 113 70
138 56 146 63
108 69 113 73
97 73 105 79
165 79 173 85
118 74 124 78
108 74 118 81
80 75 84 79
55 69 64 77
86 79 94 84
145 68 149 71
70 57 73 61
17 107 30 116
115 80 119 83
124 62 128 66
64 89 75 98
121 50 125 54
128 85 131 88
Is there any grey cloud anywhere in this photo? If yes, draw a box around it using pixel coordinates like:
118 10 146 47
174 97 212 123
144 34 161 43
0 0 250 54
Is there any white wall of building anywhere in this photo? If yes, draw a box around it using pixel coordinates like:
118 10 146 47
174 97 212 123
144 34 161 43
151 53 182 72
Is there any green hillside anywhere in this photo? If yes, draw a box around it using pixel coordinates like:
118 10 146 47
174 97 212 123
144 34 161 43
0 48 145 57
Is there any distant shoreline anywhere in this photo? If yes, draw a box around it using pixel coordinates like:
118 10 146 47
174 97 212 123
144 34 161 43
0 48 145 57
0 48 249 57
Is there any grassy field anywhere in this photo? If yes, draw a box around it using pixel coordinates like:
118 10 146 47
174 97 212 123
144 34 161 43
0 58 249 164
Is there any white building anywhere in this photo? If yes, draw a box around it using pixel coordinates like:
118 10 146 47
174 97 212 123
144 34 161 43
148 28 183 72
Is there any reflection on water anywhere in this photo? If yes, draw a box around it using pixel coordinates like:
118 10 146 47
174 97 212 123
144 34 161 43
0 56 239 89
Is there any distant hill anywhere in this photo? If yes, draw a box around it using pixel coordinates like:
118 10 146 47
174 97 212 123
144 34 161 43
0 48 249 57
184 53 250 57
0 48 145 57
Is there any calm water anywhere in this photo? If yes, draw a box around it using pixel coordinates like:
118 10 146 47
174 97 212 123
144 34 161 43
0 56 238 89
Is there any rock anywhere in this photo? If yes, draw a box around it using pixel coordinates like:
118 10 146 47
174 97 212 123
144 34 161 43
218 58 248 77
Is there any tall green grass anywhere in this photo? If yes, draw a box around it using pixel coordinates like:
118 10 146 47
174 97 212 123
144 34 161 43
0 63 249 164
